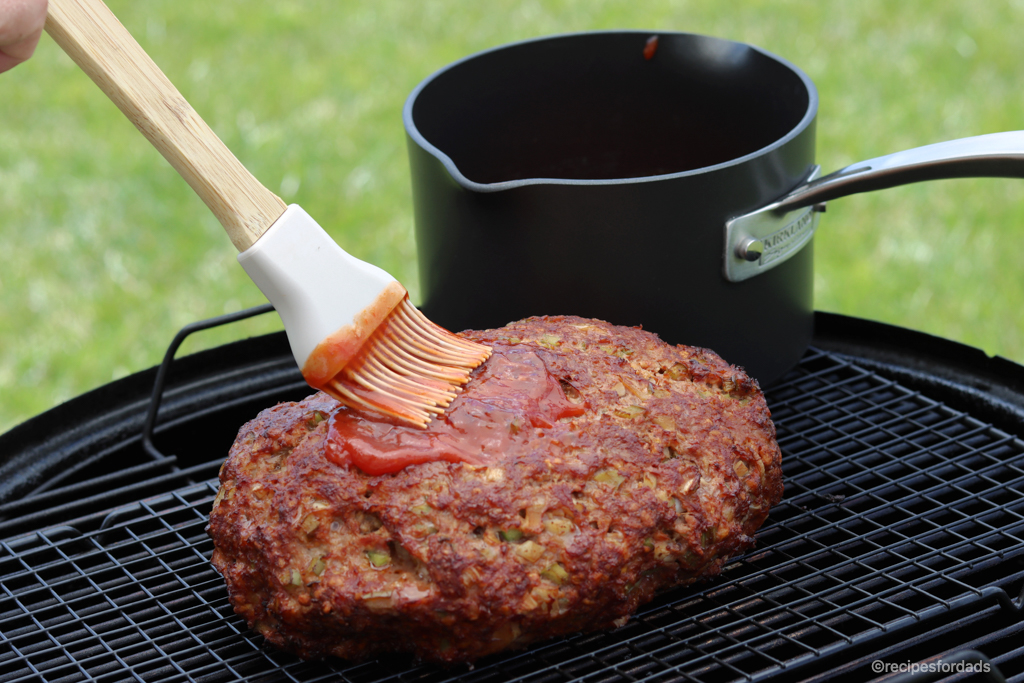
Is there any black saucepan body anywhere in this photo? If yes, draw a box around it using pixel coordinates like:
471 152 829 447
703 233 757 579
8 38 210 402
404 31 818 384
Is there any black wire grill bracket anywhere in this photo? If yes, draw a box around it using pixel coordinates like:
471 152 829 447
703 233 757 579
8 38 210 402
140 303 276 461
1 346 1023 682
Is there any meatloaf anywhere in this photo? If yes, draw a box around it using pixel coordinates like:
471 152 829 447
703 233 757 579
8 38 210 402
207 316 783 662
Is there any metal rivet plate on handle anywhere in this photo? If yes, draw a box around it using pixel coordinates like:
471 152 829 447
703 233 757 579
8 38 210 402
724 166 822 282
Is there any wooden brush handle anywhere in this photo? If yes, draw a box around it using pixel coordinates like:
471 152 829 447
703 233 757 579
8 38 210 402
44 0 287 251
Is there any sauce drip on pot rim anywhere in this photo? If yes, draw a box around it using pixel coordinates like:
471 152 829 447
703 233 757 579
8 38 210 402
325 343 586 475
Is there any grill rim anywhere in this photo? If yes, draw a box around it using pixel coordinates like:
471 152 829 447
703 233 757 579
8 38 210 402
0 320 298 507
812 311 1024 438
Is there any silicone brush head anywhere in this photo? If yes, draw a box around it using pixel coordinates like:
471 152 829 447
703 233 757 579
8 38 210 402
239 205 491 427
324 298 492 426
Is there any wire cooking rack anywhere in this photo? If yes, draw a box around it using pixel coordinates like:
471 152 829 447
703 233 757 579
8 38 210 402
2 345 1024 682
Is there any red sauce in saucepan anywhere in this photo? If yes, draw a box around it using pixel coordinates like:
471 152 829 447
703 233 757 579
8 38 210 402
643 35 659 60
324 344 584 475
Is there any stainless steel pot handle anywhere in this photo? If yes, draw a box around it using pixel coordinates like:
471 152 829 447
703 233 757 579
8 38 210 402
724 130 1024 282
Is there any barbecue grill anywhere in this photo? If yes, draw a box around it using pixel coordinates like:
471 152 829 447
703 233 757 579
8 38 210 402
1 310 1022 682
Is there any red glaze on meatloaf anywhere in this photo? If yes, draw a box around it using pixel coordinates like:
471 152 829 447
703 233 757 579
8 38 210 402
208 316 783 662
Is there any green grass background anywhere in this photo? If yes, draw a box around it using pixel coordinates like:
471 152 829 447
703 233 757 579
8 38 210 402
1 0 1023 434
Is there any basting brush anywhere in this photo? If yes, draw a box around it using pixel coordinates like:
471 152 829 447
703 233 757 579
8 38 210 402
44 0 490 427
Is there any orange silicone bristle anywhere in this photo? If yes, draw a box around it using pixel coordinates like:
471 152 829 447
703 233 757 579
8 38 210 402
323 299 491 427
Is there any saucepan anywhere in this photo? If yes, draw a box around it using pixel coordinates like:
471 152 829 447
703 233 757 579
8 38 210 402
403 30 1024 385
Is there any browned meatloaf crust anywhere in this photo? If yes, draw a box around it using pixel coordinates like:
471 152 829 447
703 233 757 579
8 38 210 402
207 316 783 663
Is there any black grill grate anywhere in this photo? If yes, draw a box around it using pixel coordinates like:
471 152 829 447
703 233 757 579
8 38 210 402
2 346 1024 682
